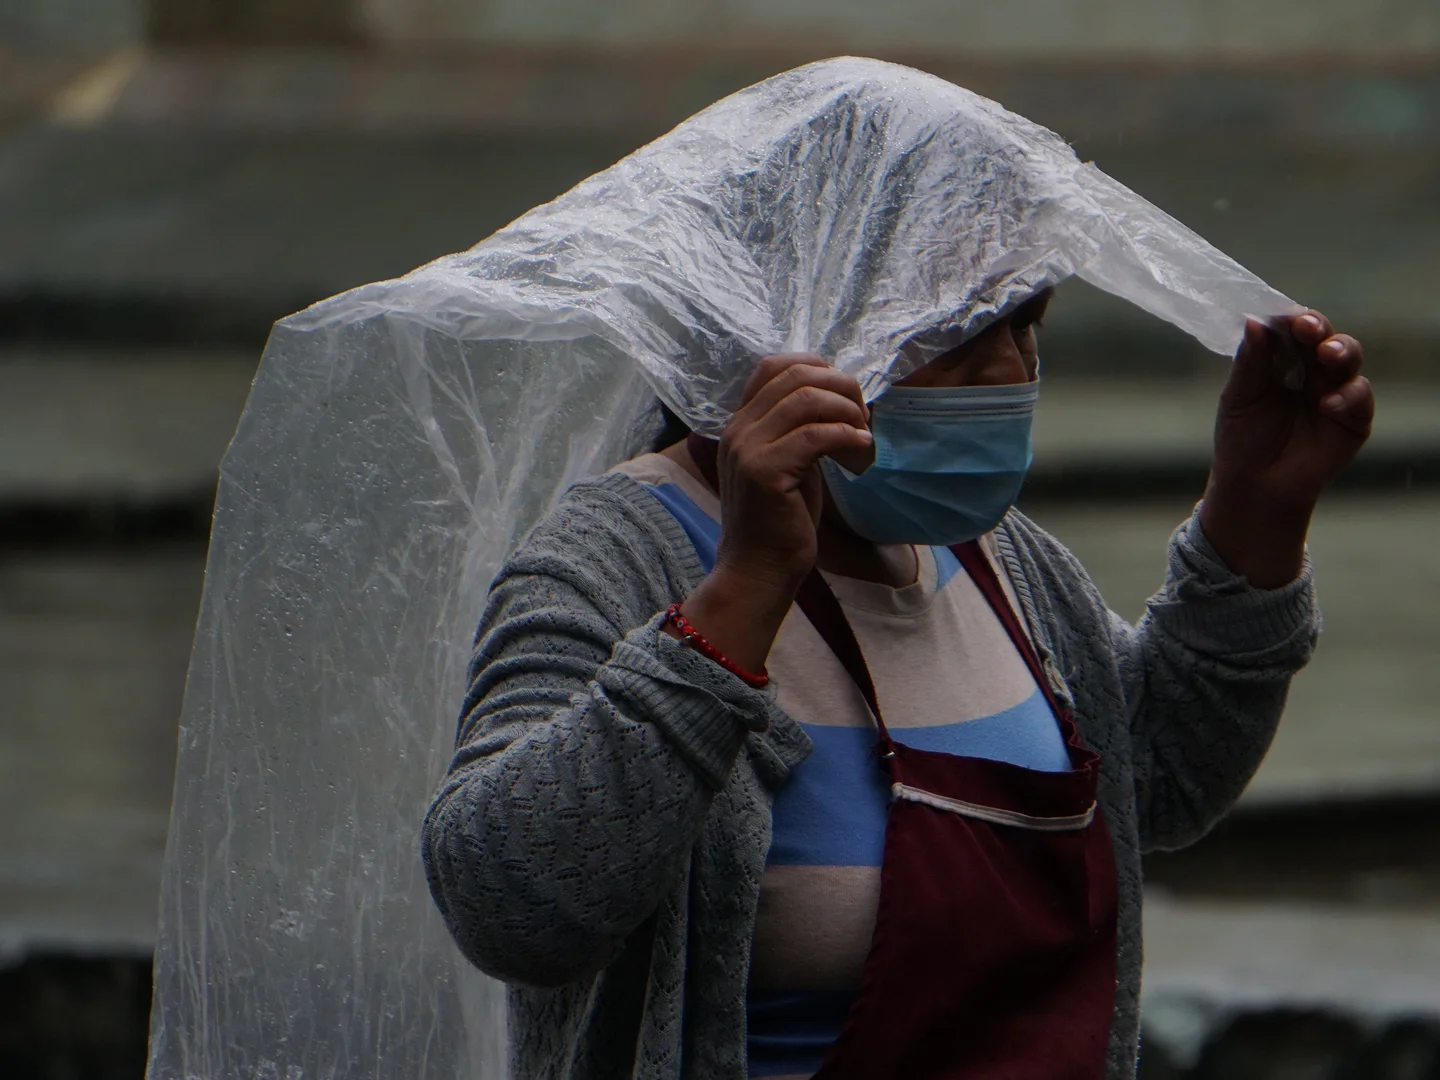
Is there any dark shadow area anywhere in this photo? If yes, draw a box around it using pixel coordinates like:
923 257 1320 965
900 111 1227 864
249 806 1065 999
1145 794 1440 905
0 291 296 351
0 492 216 551
0 954 152 1080
1021 451 1440 505
1191 1010 1367 1080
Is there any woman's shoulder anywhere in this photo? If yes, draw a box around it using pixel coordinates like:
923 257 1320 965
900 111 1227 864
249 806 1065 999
518 468 686 556
996 509 1111 630
611 448 723 518
499 463 707 600
607 450 686 487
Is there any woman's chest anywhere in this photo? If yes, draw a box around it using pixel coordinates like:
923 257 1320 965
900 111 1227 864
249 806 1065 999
749 570 1071 990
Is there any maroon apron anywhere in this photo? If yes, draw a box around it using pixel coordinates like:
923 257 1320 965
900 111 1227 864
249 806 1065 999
792 544 1119 1080
682 435 1118 1077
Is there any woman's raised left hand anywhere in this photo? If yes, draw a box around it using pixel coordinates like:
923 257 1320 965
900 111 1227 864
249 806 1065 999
1199 310 1374 588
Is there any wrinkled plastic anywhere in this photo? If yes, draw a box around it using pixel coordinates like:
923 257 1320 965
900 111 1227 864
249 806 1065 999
147 57 1299 1079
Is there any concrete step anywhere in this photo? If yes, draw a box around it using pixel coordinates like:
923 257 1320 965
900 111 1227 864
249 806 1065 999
1143 895 1440 1066
0 350 254 502
0 549 199 957
1032 372 1440 470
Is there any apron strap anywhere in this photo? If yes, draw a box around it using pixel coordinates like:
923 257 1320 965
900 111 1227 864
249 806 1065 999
793 568 892 748
949 541 1065 721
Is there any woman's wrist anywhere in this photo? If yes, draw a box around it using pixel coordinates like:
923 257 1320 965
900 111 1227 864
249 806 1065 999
666 563 802 674
1198 479 1314 590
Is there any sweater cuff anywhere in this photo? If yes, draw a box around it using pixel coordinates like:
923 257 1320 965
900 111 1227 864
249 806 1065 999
1150 508 1320 668
598 612 773 790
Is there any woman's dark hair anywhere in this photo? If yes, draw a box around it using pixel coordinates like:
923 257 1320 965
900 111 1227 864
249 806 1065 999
651 400 692 452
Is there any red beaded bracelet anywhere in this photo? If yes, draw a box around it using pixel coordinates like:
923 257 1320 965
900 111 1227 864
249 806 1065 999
664 602 770 689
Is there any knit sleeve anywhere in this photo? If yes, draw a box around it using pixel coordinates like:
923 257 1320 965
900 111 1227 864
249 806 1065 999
1116 508 1320 852
421 477 771 987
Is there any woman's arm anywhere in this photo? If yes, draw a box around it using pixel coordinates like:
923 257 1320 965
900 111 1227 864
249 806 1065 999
422 481 770 987
1113 512 1318 851
425 356 874 988
1122 309 1369 850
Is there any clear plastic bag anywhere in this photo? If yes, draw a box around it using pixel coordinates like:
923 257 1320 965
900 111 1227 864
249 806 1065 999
147 57 1298 1079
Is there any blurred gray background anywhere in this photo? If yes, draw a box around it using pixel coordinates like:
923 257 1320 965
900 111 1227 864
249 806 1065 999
1 1 1437 1077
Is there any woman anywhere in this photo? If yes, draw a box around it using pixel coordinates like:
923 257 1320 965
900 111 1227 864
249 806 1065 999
422 263 1372 1076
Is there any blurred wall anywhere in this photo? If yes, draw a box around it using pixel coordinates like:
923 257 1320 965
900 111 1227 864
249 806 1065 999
148 0 357 44
1 0 142 47
124 0 1440 53
4 4 1439 1078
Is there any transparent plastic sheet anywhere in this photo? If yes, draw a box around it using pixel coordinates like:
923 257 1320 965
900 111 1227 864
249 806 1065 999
147 57 1300 1079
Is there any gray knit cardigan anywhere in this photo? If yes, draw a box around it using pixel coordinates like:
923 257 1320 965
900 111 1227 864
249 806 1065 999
422 471 1318 1080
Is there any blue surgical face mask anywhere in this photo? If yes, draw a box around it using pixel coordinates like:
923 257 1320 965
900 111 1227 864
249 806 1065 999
820 380 1037 546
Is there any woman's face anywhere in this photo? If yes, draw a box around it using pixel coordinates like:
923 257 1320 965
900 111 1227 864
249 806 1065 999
895 289 1051 389
816 288 1053 492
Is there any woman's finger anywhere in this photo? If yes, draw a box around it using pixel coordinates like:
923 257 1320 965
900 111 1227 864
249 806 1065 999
1319 375 1375 439
1313 334 1364 386
740 360 868 427
739 354 829 408
765 421 875 474
749 380 871 445
1291 310 1334 347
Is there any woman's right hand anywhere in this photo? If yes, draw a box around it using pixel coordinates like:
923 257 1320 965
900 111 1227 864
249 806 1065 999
715 355 873 590
668 356 871 674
